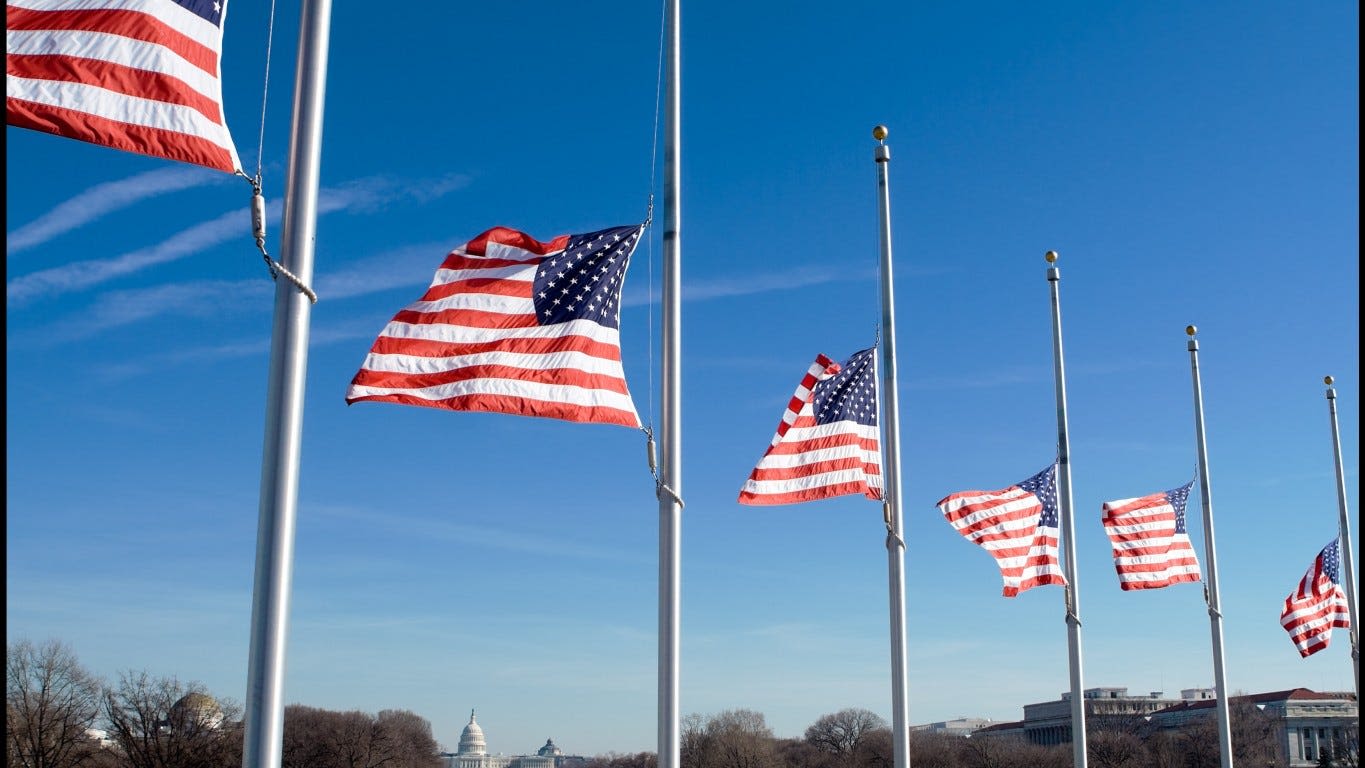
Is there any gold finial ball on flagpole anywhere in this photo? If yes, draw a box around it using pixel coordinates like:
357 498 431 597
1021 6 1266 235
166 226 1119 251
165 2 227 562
1186 325 1197 337
872 125 888 141
1325 375 1334 386
1044 250 1059 263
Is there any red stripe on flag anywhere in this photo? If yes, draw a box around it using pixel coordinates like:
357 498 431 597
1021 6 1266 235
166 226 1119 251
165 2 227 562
366 334 624 363
463 228 571 257
391 308 540 329
9 53 226 122
346 391 639 427
7 7 219 74
738 480 879 506
421 277 534 303
349 362 632 397
6 97 236 172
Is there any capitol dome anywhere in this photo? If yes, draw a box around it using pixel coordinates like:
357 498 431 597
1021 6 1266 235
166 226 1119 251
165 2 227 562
458 710 487 755
168 692 224 731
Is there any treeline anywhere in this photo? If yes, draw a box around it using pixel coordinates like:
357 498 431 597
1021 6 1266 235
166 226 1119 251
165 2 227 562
7 639 438 768
582 703 1309 768
10 638 1347 768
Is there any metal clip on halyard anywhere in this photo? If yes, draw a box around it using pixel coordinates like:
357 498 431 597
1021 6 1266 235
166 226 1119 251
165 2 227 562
643 426 683 508
244 174 317 304
883 501 903 550
1064 586 1082 628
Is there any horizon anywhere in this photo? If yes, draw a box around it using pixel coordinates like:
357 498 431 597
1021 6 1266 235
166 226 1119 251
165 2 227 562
6 0 1359 757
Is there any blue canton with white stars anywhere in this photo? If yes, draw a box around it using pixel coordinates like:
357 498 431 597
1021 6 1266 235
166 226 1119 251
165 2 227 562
1322 539 1341 584
1166 480 1195 534
811 347 878 427
176 0 226 26
1017 465 1059 527
532 225 642 330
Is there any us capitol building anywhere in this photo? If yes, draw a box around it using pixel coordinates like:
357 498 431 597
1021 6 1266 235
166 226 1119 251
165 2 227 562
441 711 585 768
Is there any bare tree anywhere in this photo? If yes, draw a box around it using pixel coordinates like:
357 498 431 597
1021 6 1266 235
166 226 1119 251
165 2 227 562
774 737 825 768
804 709 888 768
280 705 439 768
1329 727 1360 768
701 710 778 768
101 671 241 768
959 735 1068 768
855 728 892 768
1138 729 1183 768
374 709 440 768
681 713 711 768
906 731 961 768
7 638 104 768
1087 728 1145 768
582 752 658 768
1170 700 1286 768
958 734 1019 768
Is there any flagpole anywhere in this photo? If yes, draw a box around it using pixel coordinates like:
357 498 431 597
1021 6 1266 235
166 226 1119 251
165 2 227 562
241 0 332 765
1185 326 1234 768
1323 376 1360 695
657 0 682 765
1043 251 1087 768
872 126 911 768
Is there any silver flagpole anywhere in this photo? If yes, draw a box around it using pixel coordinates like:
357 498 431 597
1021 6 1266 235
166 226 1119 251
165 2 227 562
657 0 682 765
872 125 911 768
1185 326 1235 768
241 0 332 765
1323 376 1360 695
1043 251 1087 768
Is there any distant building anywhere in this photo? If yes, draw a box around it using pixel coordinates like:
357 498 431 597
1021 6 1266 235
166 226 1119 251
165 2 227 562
1148 688 1358 767
909 717 993 737
440 710 586 768
970 685 1358 767
1014 686 1184 746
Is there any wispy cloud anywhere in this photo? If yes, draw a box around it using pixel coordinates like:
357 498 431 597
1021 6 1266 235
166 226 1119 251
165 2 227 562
622 263 878 307
314 240 453 300
81 309 382 381
6 174 470 306
7 208 272 305
6 166 227 256
311 504 651 565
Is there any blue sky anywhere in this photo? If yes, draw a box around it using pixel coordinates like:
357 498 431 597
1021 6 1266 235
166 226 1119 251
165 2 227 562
6 0 1359 758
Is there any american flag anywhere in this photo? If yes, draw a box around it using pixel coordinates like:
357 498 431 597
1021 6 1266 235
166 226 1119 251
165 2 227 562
937 465 1068 597
7 0 242 173
737 347 882 505
1280 537 1351 658
346 224 644 427
1100 480 1203 591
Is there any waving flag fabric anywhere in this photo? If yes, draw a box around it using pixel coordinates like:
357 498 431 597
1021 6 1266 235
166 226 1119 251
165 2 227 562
1101 480 1203 590
738 347 882 505
937 465 1067 597
346 224 644 427
6 0 242 173
1280 537 1351 658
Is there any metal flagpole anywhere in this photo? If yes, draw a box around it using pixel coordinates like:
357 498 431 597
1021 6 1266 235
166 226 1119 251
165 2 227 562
1043 251 1087 768
872 125 911 768
657 0 682 765
1323 376 1360 695
1184 325 1235 768
241 0 333 764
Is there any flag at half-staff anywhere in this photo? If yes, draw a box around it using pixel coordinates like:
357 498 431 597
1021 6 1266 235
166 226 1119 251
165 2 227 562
347 223 645 427
1280 537 1352 658
6 0 243 173
1101 479 1203 590
737 347 882 505
937 464 1068 597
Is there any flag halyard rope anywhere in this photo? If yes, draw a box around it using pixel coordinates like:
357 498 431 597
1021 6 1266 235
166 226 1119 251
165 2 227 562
234 0 316 304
